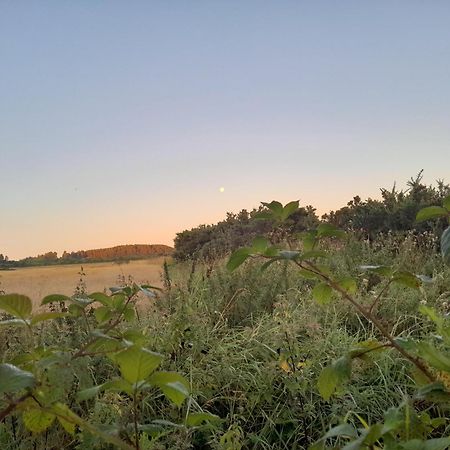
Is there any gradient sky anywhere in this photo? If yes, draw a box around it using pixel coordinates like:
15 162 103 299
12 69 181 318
1 1 450 259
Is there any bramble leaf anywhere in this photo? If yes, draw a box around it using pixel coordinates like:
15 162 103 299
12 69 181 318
112 346 163 383
41 294 71 305
23 407 55 433
317 367 339 401
416 206 448 222
359 265 393 277
0 363 35 394
312 283 333 305
251 236 269 253
186 412 221 426
88 292 111 306
227 248 251 271
148 371 190 407
0 294 32 320
281 200 299 221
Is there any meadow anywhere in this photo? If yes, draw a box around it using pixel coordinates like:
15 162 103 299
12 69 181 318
0 258 166 307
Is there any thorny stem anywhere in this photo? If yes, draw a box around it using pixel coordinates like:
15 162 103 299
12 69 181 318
293 259 435 382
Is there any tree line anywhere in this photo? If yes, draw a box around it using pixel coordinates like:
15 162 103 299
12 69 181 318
174 172 449 261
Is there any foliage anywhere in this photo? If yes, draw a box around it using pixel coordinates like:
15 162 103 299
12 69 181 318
174 204 319 262
227 196 450 449
323 172 449 239
0 283 217 449
2 188 450 449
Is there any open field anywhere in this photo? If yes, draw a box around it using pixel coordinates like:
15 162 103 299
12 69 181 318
0 257 167 307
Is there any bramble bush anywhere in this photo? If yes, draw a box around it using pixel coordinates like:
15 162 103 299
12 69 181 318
228 196 450 449
0 283 218 449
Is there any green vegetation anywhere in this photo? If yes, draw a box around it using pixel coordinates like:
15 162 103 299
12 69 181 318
1 176 450 449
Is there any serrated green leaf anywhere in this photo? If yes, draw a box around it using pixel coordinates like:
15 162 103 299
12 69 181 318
112 346 163 384
186 412 221 427
77 385 103 401
123 306 135 322
416 206 448 222
416 342 450 372
148 371 190 407
30 312 68 325
0 294 32 319
441 226 450 265
251 236 269 253
227 248 251 272
337 277 357 294
317 366 339 401
23 407 55 433
359 265 393 277
281 200 299 221
392 271 421 289
94 306 112 324
0 364 35 394
111 293 127 309
41 294 71 305
312 283 333 305
102 378 134 395
68 304 84 317
58 415 76 435
261 201 284 218
317 356 351 401
88 292 111 306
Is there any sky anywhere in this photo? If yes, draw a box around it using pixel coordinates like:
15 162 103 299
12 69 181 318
1 1 450 260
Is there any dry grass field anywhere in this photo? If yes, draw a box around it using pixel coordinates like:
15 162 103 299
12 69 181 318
0 258 167 308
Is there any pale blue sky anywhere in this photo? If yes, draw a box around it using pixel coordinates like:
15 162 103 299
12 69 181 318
1 1 449 259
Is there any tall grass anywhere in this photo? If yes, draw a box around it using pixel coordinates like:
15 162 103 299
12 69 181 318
1 232 449 448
